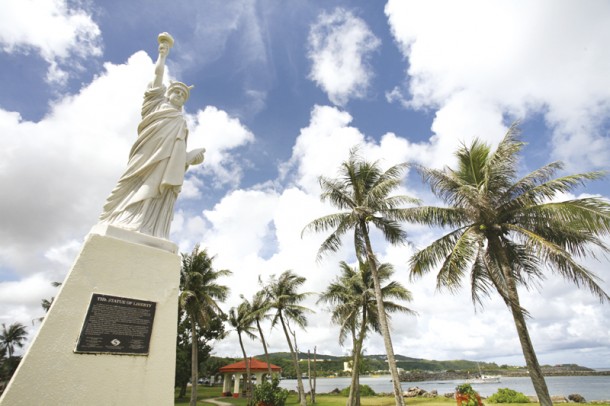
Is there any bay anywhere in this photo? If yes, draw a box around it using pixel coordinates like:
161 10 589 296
279 375 610 401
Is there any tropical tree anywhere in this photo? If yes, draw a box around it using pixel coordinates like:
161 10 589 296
242 290 274 377
228 300 258 402
406 126 610 406
263 270 312 406
319 261 415 406
0 322 27 358
179 246 231 406
302 148 420 406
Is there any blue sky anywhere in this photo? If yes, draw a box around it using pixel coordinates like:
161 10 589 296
1 0 609 368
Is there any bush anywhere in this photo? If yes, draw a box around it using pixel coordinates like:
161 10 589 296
455 384 481 406
340 384 376 397
252 377 289 406
488 388 530 403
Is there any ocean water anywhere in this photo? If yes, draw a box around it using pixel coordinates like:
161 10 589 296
279 375 610 401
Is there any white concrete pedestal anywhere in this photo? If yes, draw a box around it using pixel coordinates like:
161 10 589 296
0 225 181 406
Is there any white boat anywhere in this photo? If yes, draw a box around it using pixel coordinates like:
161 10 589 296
466 364 502 383
466 374 501 384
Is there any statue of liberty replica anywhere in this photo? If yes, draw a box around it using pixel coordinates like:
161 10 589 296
99 32 205 239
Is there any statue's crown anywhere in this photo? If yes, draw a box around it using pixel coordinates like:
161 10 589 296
168 81 194 101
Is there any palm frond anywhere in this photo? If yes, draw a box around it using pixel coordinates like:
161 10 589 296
435 228 481 291
409 227 470 278
400 206 469 228
506 224 609 303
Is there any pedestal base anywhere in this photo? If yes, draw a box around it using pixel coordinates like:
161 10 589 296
0 227 181 405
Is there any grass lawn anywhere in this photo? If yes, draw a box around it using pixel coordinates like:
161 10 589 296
175 386 610 406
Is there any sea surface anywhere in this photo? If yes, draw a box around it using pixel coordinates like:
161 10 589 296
278 375 610 401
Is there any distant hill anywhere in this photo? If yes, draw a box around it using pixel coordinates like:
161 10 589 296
209 352 600 380
251 352 595 374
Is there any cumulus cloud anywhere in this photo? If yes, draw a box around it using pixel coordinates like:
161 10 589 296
307 8 380 106
385 0 610 170
187 106 255 189
0 0 102 85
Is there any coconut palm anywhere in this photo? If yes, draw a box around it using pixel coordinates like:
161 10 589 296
319 261 415 406
407 126 610 406
242 290 273 377
0 322 27 358
180 246 231 406
302 148 420 406
228 300 258 401
262 270 312 406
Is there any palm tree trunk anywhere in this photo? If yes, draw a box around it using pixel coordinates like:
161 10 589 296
491 237 552 406
351 338 363 406
361 222 405 406
354 305 368 406
238 333 251 401
347 326 357 406
190 314 199 406
308 350 316 403
279 312 307 406
257 319 273 377
312 347 317 403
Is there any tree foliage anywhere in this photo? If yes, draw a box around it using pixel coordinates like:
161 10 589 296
179 246 231 406
0 323 27 358
408 125 610 406
262 270 312 406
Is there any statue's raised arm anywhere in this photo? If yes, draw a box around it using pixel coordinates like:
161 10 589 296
153 32 173 88
98 32 205 240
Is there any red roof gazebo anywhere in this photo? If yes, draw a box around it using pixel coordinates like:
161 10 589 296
219 358 282 397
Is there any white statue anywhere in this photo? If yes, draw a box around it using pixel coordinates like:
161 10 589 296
99 32 205 239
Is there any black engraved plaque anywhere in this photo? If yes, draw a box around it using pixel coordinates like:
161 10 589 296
75 293 156 355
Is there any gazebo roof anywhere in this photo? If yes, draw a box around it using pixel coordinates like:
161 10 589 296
219 357 282 373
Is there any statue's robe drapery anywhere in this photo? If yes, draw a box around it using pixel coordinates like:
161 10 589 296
99 84 188 239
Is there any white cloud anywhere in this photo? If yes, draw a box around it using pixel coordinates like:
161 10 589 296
283 105 365 193
187 106 255 188
307 8 380 106
0 0 102 85
385 0 610 170
0 52 151 279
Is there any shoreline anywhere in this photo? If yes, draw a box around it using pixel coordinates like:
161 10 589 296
398 370 610 382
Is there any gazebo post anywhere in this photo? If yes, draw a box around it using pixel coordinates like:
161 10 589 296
233 373 241 398
222 373 232 396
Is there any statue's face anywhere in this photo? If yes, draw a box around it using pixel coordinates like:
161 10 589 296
168 88 186 108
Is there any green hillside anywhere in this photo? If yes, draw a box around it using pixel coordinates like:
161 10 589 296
206 352 596 379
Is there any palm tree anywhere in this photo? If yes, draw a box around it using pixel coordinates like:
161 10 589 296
406 126 610 406
302 148 420 406
228 300 258 401
179 246 231 406
263 270 312 406
319 261 415 406
242 290 273 377
0 322 27 358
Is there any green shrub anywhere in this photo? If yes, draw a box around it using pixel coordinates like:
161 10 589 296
340 384 376 397
252 377 289 406
488 388 530 403
455 384 480 406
